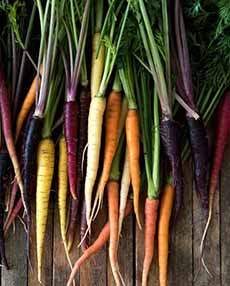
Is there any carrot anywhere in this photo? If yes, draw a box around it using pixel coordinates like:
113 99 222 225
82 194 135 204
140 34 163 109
200 91 230 267
0 152 10 269
158 184 175 286
64 100 79 200
4 198 23 235
108 180 124 286
67 200 133 286
58 137 73 269
92 82 122 219
15 66 42 142
0 65 25 213
91 32 105 98
126 109 141 228
36 138 55 283
118 147 130 234
84 96 106 227
67 86 91 251
160 120 183 219
142 198 159 286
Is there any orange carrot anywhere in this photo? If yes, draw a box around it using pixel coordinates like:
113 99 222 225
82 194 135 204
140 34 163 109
92 90 121 218
158 184 175 286
67 200 132 286
126 109 141 228
142 198 159 286
15 66 42 142
108 180 124 286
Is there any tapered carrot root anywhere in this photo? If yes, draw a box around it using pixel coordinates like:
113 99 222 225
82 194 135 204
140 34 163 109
126 110 141 228
0 67 25 213
142 198 159 286
58 137 72 269
85 96 106 227
4 199 23 234
108 181 124 286
64 101 79 200
15 66 42 142
36 139 55 283
92 91 121 219
158 184 175 286
67 200 132 286
91 33 105 98
80 193 89 251
119 147 130 234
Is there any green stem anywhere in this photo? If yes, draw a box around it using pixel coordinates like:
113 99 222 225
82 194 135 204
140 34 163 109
112 71 122 92
152 86 160 195
95 0 104 33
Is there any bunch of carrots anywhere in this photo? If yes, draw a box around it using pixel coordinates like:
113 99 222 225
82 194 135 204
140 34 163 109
0 0 229 285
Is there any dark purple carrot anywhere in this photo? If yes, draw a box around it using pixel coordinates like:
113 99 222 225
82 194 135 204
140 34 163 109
200 91 230 268
0 152 10 269
0 65 25 212
160 119 183 219
187 117 209 217
23 116 43 257
174 0 209 216
67 86 90 251
64 100 79 200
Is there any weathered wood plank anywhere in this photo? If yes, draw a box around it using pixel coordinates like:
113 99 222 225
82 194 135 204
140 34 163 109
107 210 134 286
220 145 230 286
52 196 80 286
2 219 27 286
27 197 54 286
80 207 107 286
193 162 220 286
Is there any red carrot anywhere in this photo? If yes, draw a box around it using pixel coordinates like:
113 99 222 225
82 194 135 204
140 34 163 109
4 198 23 234
67 200 132 286
0 65 25 212
200 91 230 269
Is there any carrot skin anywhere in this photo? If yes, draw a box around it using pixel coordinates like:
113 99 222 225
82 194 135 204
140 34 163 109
209 91 230 194
126 110 141 228
67 86 90 251
67 200 132 286
4 198 23 234
160 119 183 219
0 152 10 269
187 117 209 217
94 91 122 214
64 101 79 200
107 181 123 285
24 116 43 254
158 184 175 286
0 66 24 213
142 198 159 286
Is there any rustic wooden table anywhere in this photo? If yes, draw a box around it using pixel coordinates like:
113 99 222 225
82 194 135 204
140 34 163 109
1 146 229 286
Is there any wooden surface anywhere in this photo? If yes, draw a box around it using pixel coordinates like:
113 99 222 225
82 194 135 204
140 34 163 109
1 146 230 286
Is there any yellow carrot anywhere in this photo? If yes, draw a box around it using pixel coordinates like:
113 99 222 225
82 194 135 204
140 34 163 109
36 139 55 283
58 137 73 271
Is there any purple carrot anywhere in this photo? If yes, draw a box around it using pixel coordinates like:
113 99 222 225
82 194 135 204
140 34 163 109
67 86 90 251
64 100 79 200
4 198 23 234
160 119 183 219
174 0 209 216
5 181 18 229
0 152 10 269
0 64 25 213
